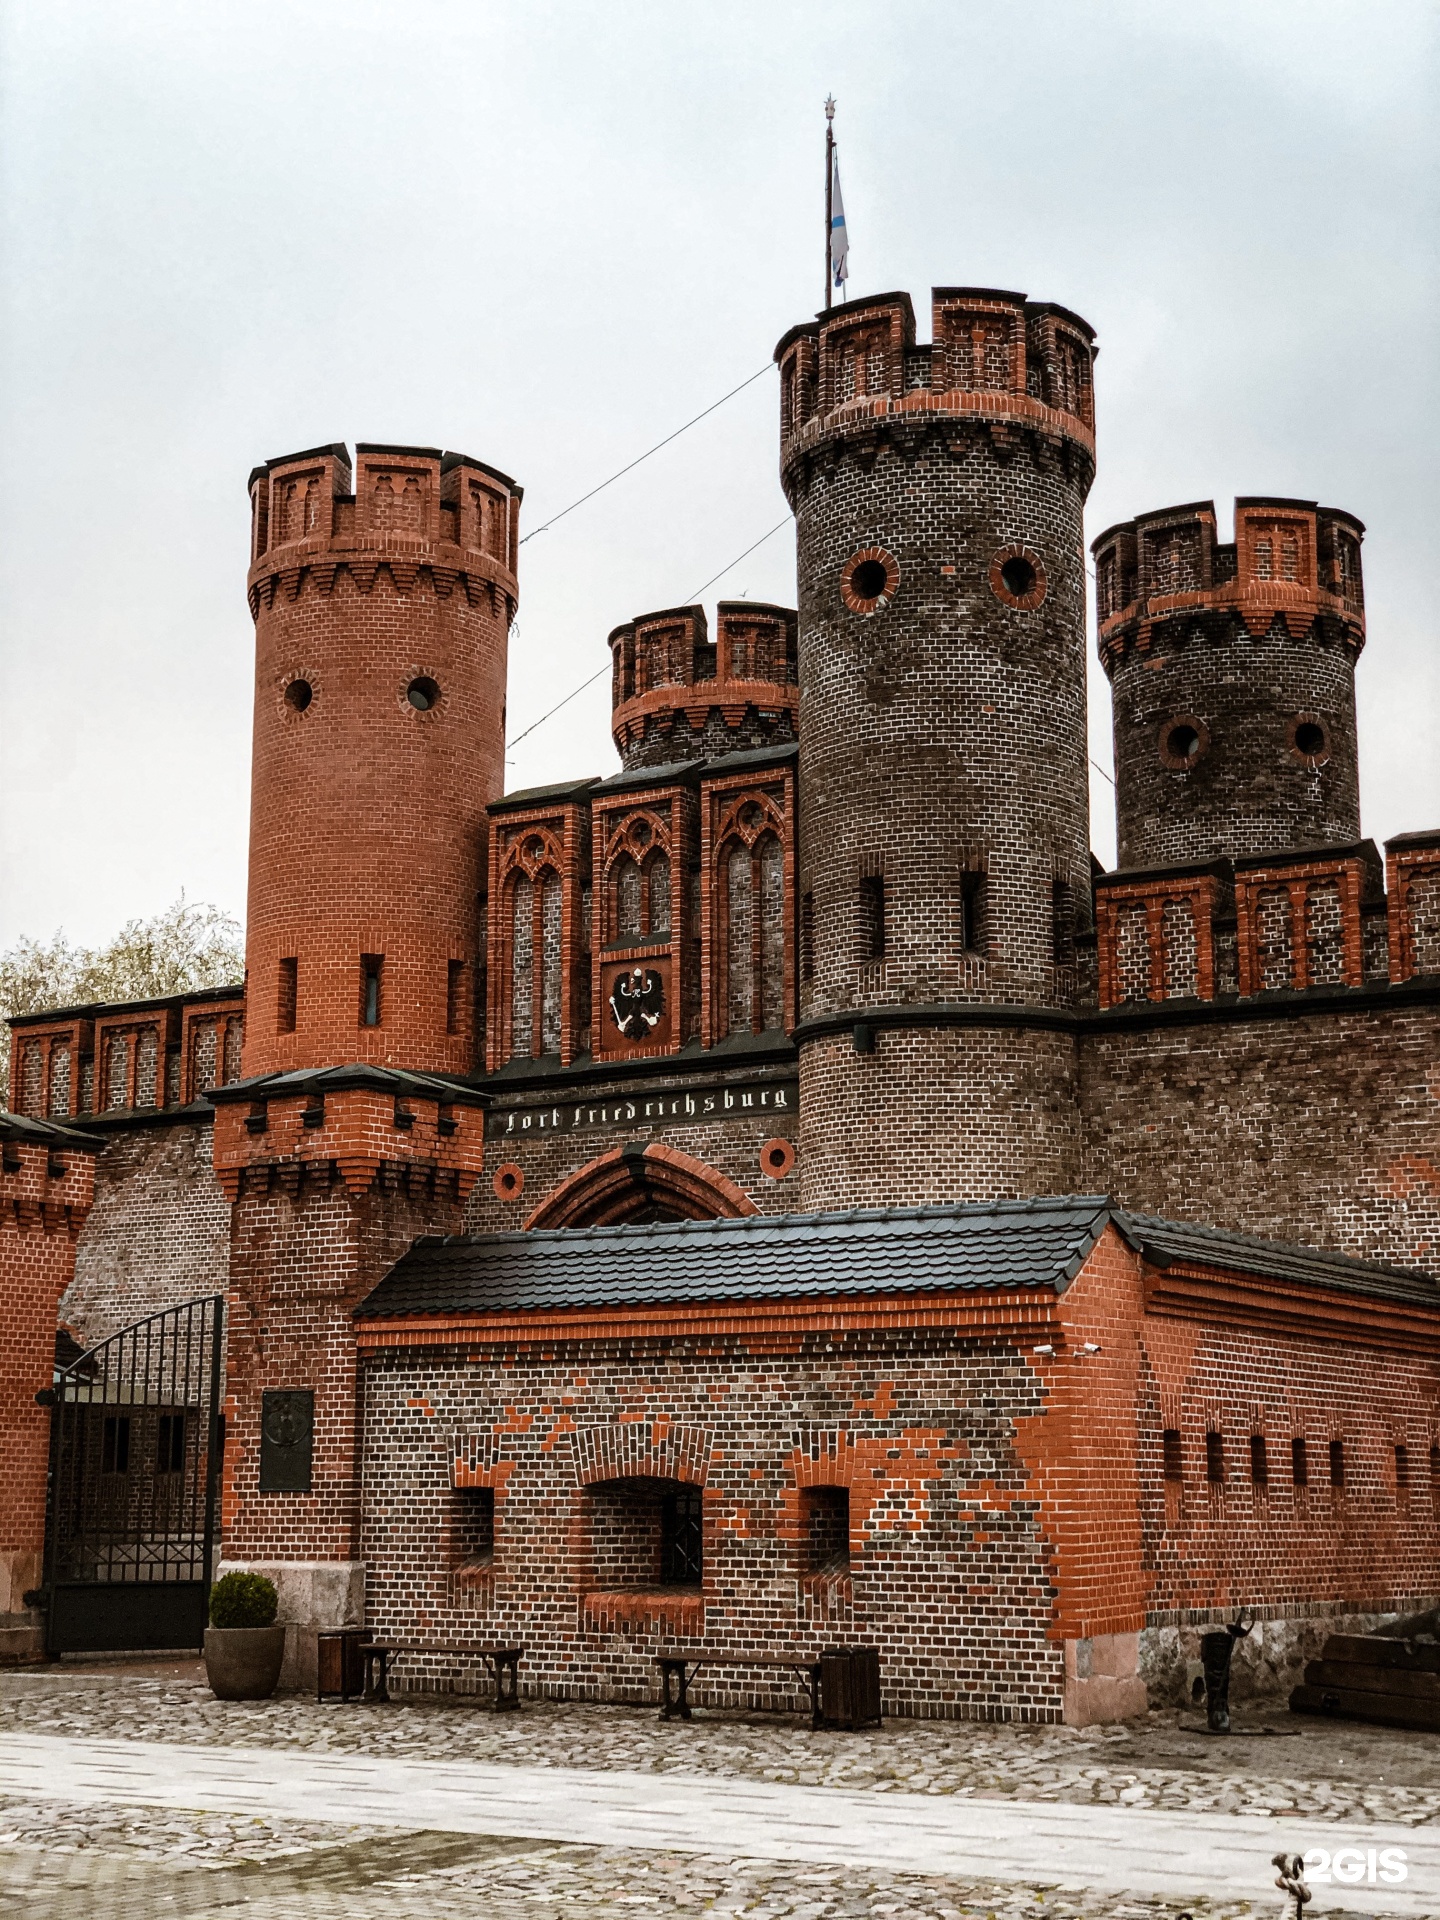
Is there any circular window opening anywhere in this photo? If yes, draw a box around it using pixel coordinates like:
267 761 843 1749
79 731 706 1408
851 558 889 600
284 679 313 713
1166 722 1201 761
492 1162 525 1202
760 1136 796 1181
1000 555 1037 598
407 676 441 712
1294 720 1326 757
1158 714 1209 771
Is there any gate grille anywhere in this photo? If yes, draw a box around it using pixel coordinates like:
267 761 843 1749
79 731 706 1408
42 1295 225 1654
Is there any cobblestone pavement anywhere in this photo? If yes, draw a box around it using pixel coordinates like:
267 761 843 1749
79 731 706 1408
0 1798 1332 1920
2 1664 1436 1829
0 1665 1431 1918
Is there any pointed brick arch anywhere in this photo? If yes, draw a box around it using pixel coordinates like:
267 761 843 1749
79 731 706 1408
523 1142 758 1230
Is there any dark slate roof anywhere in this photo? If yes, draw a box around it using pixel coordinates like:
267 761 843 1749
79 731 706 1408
207 1063 489 1109
0 1110 105 1151
357 1197 1440 1322
1112 1211 1440 1308
356 1198 1113 1318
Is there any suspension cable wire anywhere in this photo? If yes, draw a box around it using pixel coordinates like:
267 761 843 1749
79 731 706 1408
518 363 776 546
683 516 791 602
506 515 795 751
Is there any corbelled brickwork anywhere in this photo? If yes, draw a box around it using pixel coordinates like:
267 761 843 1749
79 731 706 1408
1095 498 1365 870
244 441 519 1079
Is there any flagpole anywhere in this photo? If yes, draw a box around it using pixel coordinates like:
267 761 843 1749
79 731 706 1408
824 95 835 311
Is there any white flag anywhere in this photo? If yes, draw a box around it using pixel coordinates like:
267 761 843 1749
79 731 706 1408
830 149 849 291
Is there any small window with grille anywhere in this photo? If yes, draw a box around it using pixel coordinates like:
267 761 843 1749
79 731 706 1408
157 1412 186 1474
661 1485 703 1584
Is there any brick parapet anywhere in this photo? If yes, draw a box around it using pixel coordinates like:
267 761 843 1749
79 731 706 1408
776 288 1097 490
8 987 244 1121
609 603 798 770
211 1082 486 1204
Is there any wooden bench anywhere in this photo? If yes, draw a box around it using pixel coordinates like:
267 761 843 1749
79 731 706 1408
361 1642 525 1710
655 1651 825 1727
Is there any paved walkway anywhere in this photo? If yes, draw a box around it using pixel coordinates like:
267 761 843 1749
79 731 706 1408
0 1731 1433 1916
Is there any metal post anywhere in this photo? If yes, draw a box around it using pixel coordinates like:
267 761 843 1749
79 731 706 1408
201 1295 226 1597
824 96 835 311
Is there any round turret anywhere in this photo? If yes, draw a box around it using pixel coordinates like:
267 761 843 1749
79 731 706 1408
777 287 1097 1208
608 601 798 769
1094 497 1365 869
242 441 520 1078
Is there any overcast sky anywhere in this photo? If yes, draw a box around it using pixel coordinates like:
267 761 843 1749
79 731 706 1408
1 0 1435 949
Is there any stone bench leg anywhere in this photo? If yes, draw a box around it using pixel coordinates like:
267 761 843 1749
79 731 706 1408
658 1659 693 1721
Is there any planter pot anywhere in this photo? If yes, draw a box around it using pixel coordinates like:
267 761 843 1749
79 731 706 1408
204 1625 286 1701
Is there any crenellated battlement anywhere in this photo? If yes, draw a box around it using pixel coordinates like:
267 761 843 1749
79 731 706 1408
774 286 1096 499
246 441 522 623
1093 496 1365 673
608 601 798 770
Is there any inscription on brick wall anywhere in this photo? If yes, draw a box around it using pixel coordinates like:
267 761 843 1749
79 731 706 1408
486 1076 798 1140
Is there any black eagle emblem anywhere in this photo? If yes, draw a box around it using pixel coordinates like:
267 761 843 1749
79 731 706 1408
609 967 665 1041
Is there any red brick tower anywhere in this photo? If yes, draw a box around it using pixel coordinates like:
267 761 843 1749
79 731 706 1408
1093 498 1365 869
213 441 516 1680
776 289 1097 1207
243 442 520 1075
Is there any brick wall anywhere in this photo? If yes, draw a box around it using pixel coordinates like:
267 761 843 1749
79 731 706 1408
0 1128 96 1645
1079 1003 1440 1269
359 1294 1068 1721
60 1120 229 1345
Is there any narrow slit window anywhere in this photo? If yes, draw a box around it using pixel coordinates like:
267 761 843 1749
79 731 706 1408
1395 1443 1410 1490
157 1412 186 1473
961 871 987 956
277 957 298 1034
1161 1429 1182 1482
800 890 815 984
1249 1434 1268 1486
361 954 384 1028
859 874 886 961
1328 1439 1345 1488
446 960 466 1035
1291 1437 1309 1486
660 1485 703 1584
1205 1431 1225 1484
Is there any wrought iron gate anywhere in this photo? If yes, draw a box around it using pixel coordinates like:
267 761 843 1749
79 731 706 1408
40 1295 224 1654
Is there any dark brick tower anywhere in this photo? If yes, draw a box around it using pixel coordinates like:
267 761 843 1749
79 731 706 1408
214 441 512 1680
1093 498 1365 870
776 288 1098 1207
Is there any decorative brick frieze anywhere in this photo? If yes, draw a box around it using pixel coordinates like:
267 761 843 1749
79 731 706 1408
1095 864 1230 1009
485 786 595 1071
1387 831 1440 983
1232 843 1380 996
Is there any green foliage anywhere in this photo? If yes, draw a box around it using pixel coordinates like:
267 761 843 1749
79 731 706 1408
0 896 244 1104
208 1571 279 1629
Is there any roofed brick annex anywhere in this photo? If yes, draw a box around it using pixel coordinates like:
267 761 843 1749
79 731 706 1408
5 280 1439 1722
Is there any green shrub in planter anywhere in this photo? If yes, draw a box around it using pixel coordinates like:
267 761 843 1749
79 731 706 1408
209 1572 279 1630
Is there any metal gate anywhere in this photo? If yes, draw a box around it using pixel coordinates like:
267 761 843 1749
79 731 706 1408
40 1295 224 1655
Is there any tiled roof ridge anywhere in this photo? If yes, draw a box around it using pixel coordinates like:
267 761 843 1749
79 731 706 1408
411 1192 1114 1254
1112 1208 1438 1289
